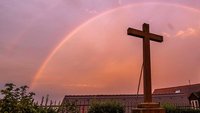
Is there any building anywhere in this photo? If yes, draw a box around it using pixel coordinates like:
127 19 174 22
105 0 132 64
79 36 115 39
153 83 200 95
62 83 200 113
188 91 200 109
153 83 200 109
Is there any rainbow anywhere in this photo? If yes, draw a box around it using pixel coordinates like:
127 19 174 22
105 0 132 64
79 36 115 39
30 2 200 88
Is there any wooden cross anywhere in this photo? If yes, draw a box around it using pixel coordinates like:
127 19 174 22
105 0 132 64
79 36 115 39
127 23 163 103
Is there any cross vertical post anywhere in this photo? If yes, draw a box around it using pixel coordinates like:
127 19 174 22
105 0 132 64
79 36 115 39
142 23 152 102
127 23 163 103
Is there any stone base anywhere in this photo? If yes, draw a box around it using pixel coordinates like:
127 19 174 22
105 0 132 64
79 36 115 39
132 108 165 113
132 103 165 113
137 102 160 108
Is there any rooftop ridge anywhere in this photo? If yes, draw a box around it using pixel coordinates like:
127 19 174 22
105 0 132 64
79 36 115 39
154 83 200 90
64 93 185 97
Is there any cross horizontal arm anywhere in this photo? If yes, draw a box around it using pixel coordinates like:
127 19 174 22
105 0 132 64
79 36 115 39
127 28 163 42
127 28 145 38
149 33 163 42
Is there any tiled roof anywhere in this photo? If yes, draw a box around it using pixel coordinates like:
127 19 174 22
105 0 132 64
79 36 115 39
153 83 200 95
64 93 185 99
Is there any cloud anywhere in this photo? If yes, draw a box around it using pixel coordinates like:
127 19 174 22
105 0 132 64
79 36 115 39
63 83 102 88
175 28 197 38
162 32 171 38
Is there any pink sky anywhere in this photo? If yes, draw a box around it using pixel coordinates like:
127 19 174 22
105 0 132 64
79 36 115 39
1 0 200 101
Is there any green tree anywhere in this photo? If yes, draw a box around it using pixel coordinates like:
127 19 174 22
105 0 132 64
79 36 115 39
0 83 58 113
0 83 37 113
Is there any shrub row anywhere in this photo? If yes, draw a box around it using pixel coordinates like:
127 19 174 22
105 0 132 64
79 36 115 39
162 103 200 113
88 100 124 113
166 109 200 113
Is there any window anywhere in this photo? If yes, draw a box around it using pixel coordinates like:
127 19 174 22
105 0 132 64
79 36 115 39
195 100 199 107
175 90 181 93
191 100 199 109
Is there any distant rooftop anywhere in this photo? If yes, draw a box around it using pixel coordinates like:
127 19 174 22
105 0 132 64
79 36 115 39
63 83 200 98
153 83 200 95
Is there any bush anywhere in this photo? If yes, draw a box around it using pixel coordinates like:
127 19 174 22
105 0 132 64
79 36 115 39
162 103 200 113
88 100 124 113
165 109 200 113
58 100 79 113
161 103 176 111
